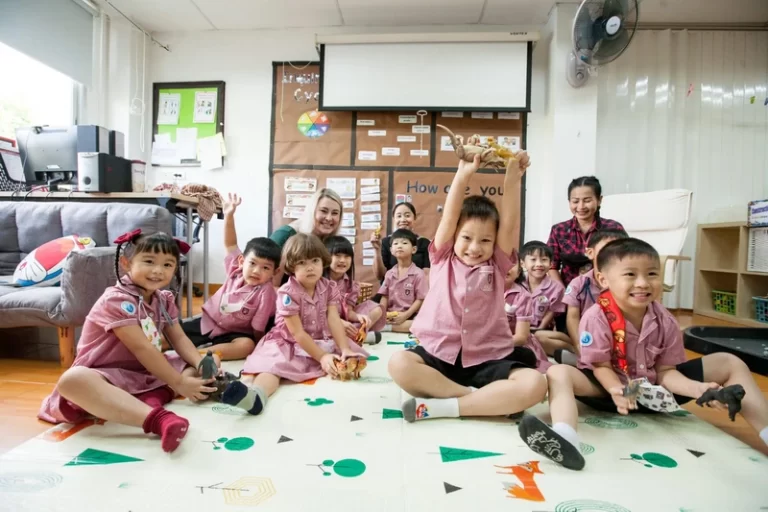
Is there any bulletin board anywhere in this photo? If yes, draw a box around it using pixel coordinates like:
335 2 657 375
151 81 226 167
269 61 527 285
271 169 389 285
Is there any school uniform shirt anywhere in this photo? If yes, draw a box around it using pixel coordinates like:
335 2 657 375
334 274 385 332
200 249 276 337
577 301 687 385
522 275 566 328
411 241 516 368
505 284 552 372
241 277 367 381
38 276 187 424
562 269 601 315
377 263 428 313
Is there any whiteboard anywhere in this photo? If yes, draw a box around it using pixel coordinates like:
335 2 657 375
320 42 530 111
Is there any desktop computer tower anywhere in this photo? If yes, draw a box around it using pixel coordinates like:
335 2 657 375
77 153 132 193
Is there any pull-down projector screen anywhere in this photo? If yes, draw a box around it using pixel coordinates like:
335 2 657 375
319 42 531 111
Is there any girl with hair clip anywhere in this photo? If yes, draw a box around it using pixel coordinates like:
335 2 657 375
505 260 551 373
324 236 385 344
270 188 344 286
38 230 219 453
222 233 368 416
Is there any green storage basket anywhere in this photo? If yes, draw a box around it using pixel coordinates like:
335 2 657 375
712 290 736 315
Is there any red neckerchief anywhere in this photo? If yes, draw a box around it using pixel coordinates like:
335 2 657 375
596 290 628 375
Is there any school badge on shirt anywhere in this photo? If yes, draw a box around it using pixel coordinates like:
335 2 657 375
580 331 593 347
283 294 292 306
120 301 136 315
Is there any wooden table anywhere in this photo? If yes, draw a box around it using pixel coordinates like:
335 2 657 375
0 191 221 318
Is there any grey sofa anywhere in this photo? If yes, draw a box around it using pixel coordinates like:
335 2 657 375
0 201 173 366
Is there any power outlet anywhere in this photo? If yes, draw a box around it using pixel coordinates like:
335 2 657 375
162 170 187 183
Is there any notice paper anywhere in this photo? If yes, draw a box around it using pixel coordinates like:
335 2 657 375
360 185 380 195
342 212 355 220
286 194 314 207
498 112 521 120
342 219 355 227
399 115 417 123
362 241 373 249
193 91 217 123
441 111 463 118
397 135 416 142
362 258 374 266
357 120 375 126
363 249 375 257
343 201 355 209
175 127 198 161
326 177 356 199
368 130 386 137
361 178 379 186
358 151 377 161
157 93 180 125
360 193 380 202
339 228 356 236
471 112 494 119
362 213 382 223
361 204 381 213
285 177 317 192
197 134 223 170
345 236 356 244
283 206 304 219
361 222 380 230
382 147 400 156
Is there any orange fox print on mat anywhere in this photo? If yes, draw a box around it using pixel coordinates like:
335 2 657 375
496 460 545 502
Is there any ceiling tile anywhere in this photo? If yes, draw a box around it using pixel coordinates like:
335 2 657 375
481 0 555 25
101 0 214 32
338 0 486 26
193 0 343 29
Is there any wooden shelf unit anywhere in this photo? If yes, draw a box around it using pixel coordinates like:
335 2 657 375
694 222 768 327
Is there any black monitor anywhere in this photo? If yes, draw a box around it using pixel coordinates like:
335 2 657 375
16 126 78 190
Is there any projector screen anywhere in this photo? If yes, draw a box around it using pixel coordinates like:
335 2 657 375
319 42 531 111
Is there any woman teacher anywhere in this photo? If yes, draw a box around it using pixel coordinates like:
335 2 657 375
270 188 343 286
370 201 431 281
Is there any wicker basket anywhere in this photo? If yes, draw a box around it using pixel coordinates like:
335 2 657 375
712 290 736 315
357 282 373 304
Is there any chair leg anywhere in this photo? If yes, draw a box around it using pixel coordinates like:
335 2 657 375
58 326 76 368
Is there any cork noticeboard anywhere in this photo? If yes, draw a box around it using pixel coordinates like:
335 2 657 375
433 113 523 168
271 168 389 285
354 111 434 167
392 171 520 249
273 64 352 167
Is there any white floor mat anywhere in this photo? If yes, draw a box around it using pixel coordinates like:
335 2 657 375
1 333 767 511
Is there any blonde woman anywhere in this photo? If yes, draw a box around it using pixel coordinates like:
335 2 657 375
271 188 343 286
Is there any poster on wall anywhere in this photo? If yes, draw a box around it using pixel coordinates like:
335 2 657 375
193 91 217 123
157 93 181 125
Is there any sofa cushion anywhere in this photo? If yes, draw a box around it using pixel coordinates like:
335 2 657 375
0 286 63 327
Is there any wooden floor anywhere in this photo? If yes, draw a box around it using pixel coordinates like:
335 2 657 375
1 302 766 456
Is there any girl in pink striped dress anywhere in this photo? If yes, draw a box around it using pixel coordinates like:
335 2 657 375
222 234 368 415
324 236 385 343
505 261 552 373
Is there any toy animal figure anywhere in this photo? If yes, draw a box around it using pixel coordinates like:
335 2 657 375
198 350 218 380
437 125 516 170
696 384 746 422
386 311 399 321
623 378 641 399
207 370 243 402
334 357 367 381
354 317 369 346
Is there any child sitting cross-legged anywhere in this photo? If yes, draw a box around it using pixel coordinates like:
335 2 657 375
520 238 768 471
324 235 385 343
557 228 628 366
377 229 428 333
183 193 281 360
505 261 550 373
388 152 547 423
221 233 368 415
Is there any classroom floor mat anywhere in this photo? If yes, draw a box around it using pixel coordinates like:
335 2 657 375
1 333 767 512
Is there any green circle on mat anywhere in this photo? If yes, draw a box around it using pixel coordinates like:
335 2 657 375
332 458 366 478
224 437 254 451
555 499 631 512
366 355 379 361
580 443 595 455
641 452 677 468
322 459 335 467
585 416 638 429
212 404 247 416
217 437 228 443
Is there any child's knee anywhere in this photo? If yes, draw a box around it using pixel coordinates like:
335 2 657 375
709 352 750 375
546 363 572 383
510 368 547 396
57 366 94 395
388 351 417 377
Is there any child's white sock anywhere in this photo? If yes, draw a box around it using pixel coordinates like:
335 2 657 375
759 426 768 447
402 397 459 422
552 422 580 448
381 325 392 332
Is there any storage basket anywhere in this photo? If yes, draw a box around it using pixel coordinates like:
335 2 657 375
754 296 768 324
747 227 768 273
357 282 373 304
712 290 736 315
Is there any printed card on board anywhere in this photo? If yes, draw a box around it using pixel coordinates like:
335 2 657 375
285 177 317 192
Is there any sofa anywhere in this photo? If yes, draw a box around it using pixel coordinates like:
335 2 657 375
0 201 173 367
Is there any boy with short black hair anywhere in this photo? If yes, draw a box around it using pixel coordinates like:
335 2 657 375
378 228 428 333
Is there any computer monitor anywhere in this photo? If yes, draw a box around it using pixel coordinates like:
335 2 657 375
16 126 78 190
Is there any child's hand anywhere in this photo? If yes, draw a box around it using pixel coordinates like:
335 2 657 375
174 375 217 402
507 150 530 179
320 353 340 378
341 348 358 360
389 313 407 326
369 231 381 250
358 315 371 331
457 154 481 176
696 382 727 411
608 386 637 415
342 320 358 340
222 193 242 216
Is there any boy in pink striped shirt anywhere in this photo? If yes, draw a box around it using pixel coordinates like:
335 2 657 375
389 153 547 423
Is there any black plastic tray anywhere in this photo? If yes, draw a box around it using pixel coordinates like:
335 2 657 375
683 326 768 376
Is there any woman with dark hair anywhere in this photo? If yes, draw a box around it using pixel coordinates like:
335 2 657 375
547 176 624 333
370 201 431 281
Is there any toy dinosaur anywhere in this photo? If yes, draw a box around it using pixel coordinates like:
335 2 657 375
207 370 244 402
354 317 369 346
333 357 367 381
198 350 218 380
437 124 517 170
696 384 745 422
386 311 399 321
374 224 382 238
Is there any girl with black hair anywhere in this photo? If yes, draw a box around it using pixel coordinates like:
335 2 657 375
38 230 217 453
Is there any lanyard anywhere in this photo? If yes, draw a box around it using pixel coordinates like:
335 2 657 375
596 290 628 376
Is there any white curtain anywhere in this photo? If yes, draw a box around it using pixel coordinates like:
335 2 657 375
596 30 768 309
